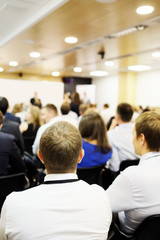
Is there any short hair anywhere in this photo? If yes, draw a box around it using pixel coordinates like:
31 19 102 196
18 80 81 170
40 121 82 173
79 112 111 153
117 103 133 122
0 97 9 115
60 102 70 115
45 104 58 115
79 104 88 115
0 111 4 124
135 111 160 152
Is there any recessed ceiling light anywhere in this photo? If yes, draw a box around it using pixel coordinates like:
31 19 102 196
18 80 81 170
0 67 4 72
51 71 60 77
136 6 154 15
73 67 82 72
128 65 151 71
30 52 40 58
9 61 18 67
152 52 160 58
105 61 114 67
64 36 78 44
90 70 108 77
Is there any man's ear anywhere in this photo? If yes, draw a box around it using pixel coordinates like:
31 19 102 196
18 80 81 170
37 149 44 164
77 149 84 164
139 133 146 146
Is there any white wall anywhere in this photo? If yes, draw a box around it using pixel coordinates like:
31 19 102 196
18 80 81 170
136 70 160 108
92 75 119 112
0 79 64 110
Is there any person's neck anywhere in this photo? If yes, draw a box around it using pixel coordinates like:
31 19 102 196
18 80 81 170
83 138 97 145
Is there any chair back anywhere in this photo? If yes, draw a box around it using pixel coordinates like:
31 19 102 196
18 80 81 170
120 159 140 172
0 172 26 213
133 214 160 240
77 164 105 184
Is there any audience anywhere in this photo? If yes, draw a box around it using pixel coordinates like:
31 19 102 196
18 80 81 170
100 103 114 126
106 111 160 234
60 102 78 127
0 97 24 156
107 103 139 172
70 91 81 116
20 105 43 155
0 121 112 239
32 103 58 155
12 103 26 123
0 111 25 176
78 111 112 168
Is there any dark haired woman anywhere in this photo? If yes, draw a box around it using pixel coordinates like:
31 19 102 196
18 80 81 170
78 111 112 168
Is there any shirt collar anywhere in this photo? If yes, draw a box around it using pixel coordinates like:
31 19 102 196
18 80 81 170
140 152 160 164
44 173 78 182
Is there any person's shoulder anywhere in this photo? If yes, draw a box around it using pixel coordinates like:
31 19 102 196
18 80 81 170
0 131 15 140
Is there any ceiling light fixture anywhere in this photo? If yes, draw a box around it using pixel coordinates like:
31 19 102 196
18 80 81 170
51 71 60 77
105 61 114 67
30 52 40 58
64 36 78 44
152 52 160 58
73 67 82 72
136 6 154 15
128 65 151 71
9 61 18 67
90 71 108 77
109 24 147 38
0 67 4 72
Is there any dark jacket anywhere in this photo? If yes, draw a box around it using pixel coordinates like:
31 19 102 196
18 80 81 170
0 132 25 176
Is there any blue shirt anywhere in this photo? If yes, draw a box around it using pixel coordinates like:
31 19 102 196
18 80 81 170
78 139 112 168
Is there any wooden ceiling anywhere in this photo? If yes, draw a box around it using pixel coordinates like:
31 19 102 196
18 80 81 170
1 0 160 79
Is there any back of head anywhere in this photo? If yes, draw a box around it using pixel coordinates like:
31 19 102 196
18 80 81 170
71 92 81 105
79 103 88 115
0 97 9 115
79 111 111 153
60 102 71 115
45 104 58 115
40 121 82 173
135 111 160 152
29 105 43 127
117 103 133 122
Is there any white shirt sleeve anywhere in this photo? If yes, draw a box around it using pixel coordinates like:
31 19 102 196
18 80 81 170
0 201 7 240
106 172 134 212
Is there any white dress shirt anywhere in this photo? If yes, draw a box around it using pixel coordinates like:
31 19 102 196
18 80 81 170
0 173 112 240
106 152 160 233
107 123 138 171
32 116 78 155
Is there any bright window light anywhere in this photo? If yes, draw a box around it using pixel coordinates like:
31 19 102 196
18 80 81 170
9 61 18 67
73 67 82 72
64 36 78 44
90 71 108 77
105 61 114 67
51 71 60 76
152 52 160 58
30 52 40 58
128 65 151 71
0 67 4 72
136 6 154 15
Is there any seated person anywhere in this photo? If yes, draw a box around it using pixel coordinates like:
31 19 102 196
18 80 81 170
20 105 43 155
0 97 24 156
107 103 139 172
0 111 25 176
0 121 112 240
106 111 160 234
78 111 112 168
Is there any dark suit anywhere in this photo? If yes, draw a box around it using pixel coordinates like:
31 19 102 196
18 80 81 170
5 112 21 124
1 119 24 156
0 132 25 176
